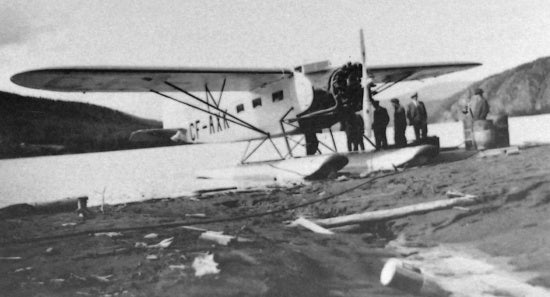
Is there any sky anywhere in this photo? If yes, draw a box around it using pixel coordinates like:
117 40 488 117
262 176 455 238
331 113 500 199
1 0 550 120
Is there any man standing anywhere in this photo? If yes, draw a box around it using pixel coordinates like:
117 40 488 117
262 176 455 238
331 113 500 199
391 98 407 147
464 88 490 120
354 113 365 151
343 113 364 152
372 100 389 150
304 132 319 155
406 93 428 142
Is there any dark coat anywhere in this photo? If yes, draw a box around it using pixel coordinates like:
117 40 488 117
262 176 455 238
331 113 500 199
373 106 389 131
355 114 364 134
343 113 364 135
406 101 427 126
394 105 407 131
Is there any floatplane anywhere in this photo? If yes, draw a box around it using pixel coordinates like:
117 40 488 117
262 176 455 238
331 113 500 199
11 30 480 181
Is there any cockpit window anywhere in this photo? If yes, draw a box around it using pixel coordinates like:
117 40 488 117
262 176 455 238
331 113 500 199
272 90 284 102
236 104 244 113
252 98 262 108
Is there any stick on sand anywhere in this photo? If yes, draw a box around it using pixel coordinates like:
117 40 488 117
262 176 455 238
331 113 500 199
314 194 482 228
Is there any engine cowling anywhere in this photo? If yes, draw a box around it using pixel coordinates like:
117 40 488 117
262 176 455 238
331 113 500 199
296 62 364 131
329 62 364 113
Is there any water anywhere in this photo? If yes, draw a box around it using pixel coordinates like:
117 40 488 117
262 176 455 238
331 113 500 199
1 114 549 208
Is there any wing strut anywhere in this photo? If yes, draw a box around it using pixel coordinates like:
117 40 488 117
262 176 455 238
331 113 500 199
149 89 269 137
151 81 286 163
204 79 226 109
240 135 284 163
164 81 268 136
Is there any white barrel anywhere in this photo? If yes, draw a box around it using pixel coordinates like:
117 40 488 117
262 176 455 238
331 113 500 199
473 120 495 150
380 258 450 297
381 258 424 293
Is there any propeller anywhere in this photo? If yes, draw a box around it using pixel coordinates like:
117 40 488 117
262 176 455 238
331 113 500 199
360 29 373 138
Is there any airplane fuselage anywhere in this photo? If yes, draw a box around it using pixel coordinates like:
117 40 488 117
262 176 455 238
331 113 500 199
162 72 316 143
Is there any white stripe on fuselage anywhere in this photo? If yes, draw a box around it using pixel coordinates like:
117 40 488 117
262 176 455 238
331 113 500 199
162 73 314 143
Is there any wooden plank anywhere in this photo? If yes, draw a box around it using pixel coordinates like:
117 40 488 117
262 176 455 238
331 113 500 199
288 217 334 234
477 146 519 158
314 195 482 228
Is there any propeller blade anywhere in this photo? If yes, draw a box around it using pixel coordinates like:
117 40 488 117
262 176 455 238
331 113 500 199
360 29 373 137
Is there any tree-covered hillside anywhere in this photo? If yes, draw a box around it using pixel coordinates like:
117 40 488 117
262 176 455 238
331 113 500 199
0 91 162 158
430 57 550 122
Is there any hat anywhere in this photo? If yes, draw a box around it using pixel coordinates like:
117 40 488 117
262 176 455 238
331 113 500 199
474 88 484 95
411 93 418 99
390 98 399 104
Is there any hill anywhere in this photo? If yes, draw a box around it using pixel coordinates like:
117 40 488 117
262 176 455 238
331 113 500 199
376 81 472 127
392 81 473 102
430 56 550 122
0 91 162 158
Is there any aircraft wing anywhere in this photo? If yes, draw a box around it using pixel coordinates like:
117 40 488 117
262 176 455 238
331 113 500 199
303 61 481 90
11 62 480 92
10 67 294 92
367 62 481 83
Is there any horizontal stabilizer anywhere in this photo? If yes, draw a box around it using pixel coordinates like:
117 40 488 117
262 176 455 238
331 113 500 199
129 128 190 144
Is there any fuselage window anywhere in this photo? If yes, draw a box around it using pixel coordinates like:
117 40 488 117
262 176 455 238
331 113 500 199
272 90 284 102
252 98 262 108
236 104 244 113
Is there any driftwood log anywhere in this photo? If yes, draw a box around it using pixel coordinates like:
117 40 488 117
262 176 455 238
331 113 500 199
288 217 334 235
0 196 87 219
314 194 482 228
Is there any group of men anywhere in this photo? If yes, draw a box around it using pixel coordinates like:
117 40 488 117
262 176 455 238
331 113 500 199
340 84 490 152
359 87 490 151
368 92 428 150
342 92 427 151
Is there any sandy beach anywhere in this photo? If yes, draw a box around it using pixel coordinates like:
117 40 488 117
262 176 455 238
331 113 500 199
1 144 550 297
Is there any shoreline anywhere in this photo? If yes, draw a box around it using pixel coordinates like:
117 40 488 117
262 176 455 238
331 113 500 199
3 113 550 210
2 145 550 296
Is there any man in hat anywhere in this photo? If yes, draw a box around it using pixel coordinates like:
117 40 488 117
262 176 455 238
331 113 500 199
391 98 407 147
372 100 389 150
343 115 355 152
406 93 428 142
343 113 365 152
353 113 365 151
464 88 490 120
